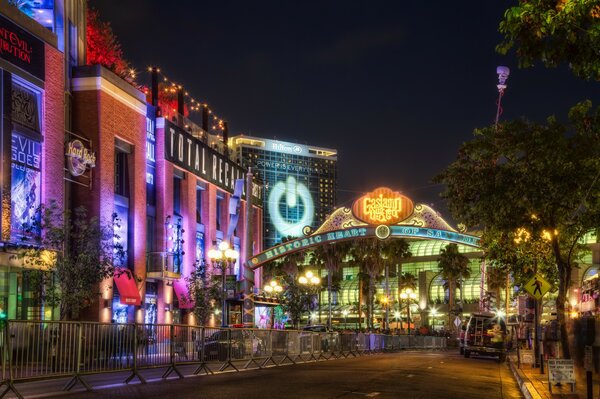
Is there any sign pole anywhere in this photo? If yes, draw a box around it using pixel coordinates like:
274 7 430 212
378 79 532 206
534 298 539 368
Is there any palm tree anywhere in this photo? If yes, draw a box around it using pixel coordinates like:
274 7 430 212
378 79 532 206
397 272 417 330
486 265 509 312
349 238 388 330
438 243 471 325
398 272 417 292
381 239 411 329
310 241 352 330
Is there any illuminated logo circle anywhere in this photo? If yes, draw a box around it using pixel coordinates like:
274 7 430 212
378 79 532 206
268 176 314 237
66 139 96 177
293 145 302 153
375 225 391 240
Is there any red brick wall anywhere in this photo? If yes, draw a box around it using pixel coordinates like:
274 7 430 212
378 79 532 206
42 44 65 207
72 77 146 322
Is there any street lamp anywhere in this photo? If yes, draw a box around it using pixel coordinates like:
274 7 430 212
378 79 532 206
381 296 390 331
264 279 283 296
299 270 320 326
430 307 438 332
207 241 239 328
394 311 401 330
400 288 417 335
342 309 349 328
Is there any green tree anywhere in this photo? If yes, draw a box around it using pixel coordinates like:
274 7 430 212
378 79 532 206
22 201 121 320
185 260 221 326
437 244 471 321
264 251 314 329
498 0 600 80
435 102 600 358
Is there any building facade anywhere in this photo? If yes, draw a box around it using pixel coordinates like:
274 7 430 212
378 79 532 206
70 65 263 325
0 0 264 326
230 136 337 250
0 1 70 320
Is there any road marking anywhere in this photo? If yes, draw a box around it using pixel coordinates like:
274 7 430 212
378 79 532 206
366 393 380 397
407 374 414 378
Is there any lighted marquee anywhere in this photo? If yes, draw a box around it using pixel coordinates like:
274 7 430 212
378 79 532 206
247 186 481 269
267 176 314 238
352 187 413 225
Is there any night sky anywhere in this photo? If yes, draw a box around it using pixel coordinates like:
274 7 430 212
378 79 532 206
91 1 600 217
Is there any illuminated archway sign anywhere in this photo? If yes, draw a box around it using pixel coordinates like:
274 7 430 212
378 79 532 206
246 186 481 269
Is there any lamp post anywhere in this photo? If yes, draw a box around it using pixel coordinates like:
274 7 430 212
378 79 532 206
299 270 320 326
430 307 438 332
381 296 389 331
394 311 401 331
207 241 239 328
342 309 349 328
400 288 417 335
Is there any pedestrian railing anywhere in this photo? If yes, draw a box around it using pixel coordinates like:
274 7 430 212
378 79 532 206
0 320 446 399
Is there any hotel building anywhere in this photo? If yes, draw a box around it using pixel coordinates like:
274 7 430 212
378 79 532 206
230 136 337 250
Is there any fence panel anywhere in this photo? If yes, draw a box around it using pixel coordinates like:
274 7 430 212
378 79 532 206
9 321 79 380
1 319 447 390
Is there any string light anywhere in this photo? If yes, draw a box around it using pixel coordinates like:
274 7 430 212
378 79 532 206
146 66 227 132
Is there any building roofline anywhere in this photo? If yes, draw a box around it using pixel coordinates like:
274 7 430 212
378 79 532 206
230 134 337 159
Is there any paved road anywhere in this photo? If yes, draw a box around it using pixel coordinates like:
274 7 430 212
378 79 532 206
12 351 523 399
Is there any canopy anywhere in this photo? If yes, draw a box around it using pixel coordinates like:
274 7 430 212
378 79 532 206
174 281 194 309
113 268 141 306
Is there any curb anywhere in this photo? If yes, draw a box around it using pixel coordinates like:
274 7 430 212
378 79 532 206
508 357 543 399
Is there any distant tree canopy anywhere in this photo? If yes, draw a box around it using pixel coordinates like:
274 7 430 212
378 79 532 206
498 0 600 80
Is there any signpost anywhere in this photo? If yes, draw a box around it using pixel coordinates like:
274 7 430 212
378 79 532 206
547 359 575 394
519 349 534 367
585 345 593 399
523 273 551 373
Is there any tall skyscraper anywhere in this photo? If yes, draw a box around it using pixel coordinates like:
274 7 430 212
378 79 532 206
231 136 337 250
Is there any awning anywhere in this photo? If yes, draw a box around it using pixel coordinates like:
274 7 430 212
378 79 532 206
174 281 194 309
114 268 141 306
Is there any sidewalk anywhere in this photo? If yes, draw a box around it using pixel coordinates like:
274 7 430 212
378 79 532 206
508 355 595 399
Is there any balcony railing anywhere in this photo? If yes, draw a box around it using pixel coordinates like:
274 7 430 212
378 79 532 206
146 252 181 280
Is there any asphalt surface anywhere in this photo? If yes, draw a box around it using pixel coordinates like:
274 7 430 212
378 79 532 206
10 351 523 399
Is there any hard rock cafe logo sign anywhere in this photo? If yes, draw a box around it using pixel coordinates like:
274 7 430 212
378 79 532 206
352 187 414 225
66 140 96 177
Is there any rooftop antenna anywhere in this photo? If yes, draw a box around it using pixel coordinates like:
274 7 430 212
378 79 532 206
495 66 510 129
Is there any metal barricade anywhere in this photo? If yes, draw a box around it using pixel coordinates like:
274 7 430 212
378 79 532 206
0 319 447 399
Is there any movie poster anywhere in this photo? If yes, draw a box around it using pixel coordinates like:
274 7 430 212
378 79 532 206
10 132 41 240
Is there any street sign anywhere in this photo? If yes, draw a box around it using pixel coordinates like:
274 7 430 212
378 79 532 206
520 349 534 366
454 316 462 328
548 359 575 384
524 274 552 300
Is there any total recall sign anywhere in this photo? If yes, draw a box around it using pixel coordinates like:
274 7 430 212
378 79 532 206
0 15 45 81
352 187 414 225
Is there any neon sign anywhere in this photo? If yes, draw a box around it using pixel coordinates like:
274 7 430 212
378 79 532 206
352 187 414 225
0 15 45 80
66 140 96 177
268 176 314 238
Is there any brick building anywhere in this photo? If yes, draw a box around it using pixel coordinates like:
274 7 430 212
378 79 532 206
71 65 263 325
0 2 66 320
0 1 263 325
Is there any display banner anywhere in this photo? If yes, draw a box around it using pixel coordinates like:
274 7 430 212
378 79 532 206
164 120 262 205
10 131 41 240
0 15 45 80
